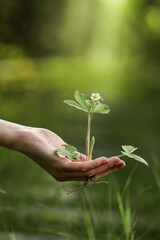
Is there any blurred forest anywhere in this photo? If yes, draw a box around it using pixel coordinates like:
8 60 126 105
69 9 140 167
0 0 160 155
0 0 160 152
0 0 160 239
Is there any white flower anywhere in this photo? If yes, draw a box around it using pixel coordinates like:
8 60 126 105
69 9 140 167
91 93 101 101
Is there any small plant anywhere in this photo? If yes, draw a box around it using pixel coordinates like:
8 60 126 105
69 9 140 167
64 90 110 161
54 90 148 167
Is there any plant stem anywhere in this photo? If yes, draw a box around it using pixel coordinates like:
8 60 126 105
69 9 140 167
90 136 95 160
109 154 124 158
86 113 92 161
115 154 124 158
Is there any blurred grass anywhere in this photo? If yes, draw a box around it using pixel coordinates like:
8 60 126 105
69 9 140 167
0 0 160 238
0 143 160 239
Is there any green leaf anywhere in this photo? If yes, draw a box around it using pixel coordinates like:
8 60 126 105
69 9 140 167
90 136 95 160
54 149 69 156
121 151 149 166
74 90 89 111
67 152 80 160
63 144 77 153
64 100 88 112
54 144 80 160
91 102 110 114
122 145 137 154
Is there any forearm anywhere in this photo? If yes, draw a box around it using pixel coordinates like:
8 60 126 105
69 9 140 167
0 119 28 151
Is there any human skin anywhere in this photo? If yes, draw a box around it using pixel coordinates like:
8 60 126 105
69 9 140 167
0 119 125 182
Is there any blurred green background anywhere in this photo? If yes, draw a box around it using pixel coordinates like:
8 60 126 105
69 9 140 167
0 0 160 239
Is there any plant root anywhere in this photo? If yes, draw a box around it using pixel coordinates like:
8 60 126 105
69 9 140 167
64 177 108 195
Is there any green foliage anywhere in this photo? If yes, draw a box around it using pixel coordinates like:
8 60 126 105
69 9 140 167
64 100 87 112
64 90 110 114
63 144 77 153
74 90 89 112
92 102 110 114
120 145 149 166
54 144 80 160
115 176 134 240
122 145 138 154
64 91 148 167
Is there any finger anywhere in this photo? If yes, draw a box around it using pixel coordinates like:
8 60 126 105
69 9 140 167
65 157 108 172
72 153 87 162
79 153 87 161
93 161 126 181
58 161 125 181
72 153 86 162
85 158 124 177
64 158 124 178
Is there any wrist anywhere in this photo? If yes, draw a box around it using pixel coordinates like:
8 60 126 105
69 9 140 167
0 120 29 151
9 127 28 151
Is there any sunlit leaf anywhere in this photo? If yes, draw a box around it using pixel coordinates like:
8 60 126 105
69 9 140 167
122 145 138 154
121 151 149 166
74 90 89 111
91 102 110 114
64 100 88 112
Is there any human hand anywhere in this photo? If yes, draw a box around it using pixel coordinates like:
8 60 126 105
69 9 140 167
16 127 125 182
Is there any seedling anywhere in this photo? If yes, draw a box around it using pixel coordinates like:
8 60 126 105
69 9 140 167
54 90 148 167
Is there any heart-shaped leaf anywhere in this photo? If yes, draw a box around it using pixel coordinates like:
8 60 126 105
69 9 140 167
122 145 137 154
